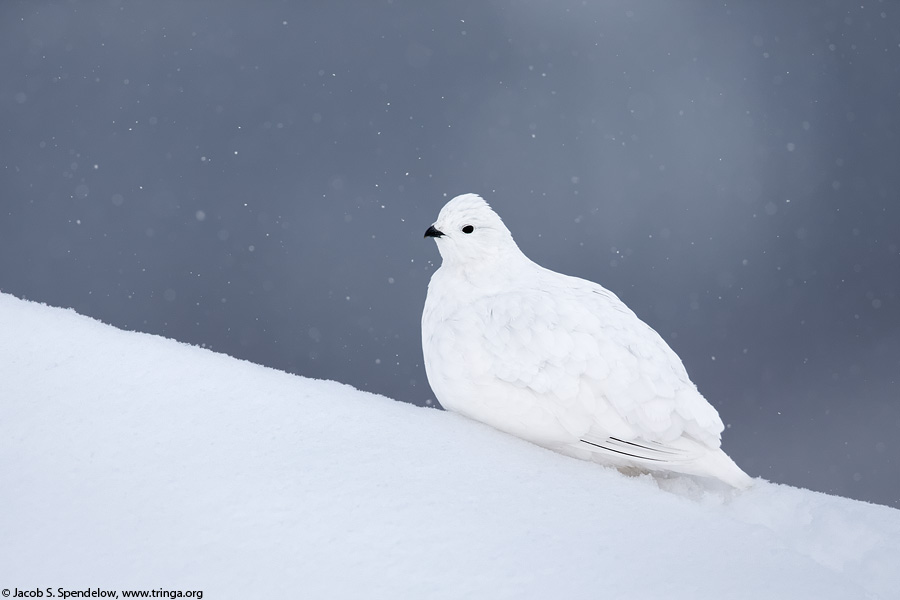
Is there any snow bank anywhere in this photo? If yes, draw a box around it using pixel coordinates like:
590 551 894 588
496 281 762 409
2 292 898 599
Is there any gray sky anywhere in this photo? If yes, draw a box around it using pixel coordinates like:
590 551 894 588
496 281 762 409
2 0 898 506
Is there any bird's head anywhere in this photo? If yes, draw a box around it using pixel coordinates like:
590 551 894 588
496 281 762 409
424 194 521 268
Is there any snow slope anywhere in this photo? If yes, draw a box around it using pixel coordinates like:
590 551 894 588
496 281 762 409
2 292 898 599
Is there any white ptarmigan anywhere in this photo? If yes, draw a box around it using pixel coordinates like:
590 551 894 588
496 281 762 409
421 193 753 489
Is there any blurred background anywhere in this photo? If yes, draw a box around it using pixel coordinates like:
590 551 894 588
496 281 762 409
1 0 897 506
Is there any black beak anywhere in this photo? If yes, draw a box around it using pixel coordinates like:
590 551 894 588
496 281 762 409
424 225 444 239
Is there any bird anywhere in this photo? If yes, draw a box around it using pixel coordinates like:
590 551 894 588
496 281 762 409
421 193 753 489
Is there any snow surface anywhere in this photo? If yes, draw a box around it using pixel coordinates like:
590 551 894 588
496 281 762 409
2 292 898 599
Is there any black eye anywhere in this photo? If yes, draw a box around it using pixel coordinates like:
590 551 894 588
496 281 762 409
462 225 474 234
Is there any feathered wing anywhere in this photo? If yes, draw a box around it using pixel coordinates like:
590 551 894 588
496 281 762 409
434 269 750 487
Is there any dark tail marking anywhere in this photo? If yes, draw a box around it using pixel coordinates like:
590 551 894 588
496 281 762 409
608 436 682 456
581 438 666 462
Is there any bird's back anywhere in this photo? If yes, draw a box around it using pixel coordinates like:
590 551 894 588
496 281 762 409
423 262 750 488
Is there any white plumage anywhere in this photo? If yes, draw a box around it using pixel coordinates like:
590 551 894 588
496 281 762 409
422 193 752 489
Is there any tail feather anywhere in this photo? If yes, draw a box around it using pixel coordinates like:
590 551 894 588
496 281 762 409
697 447 754 489
578 435 754 489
